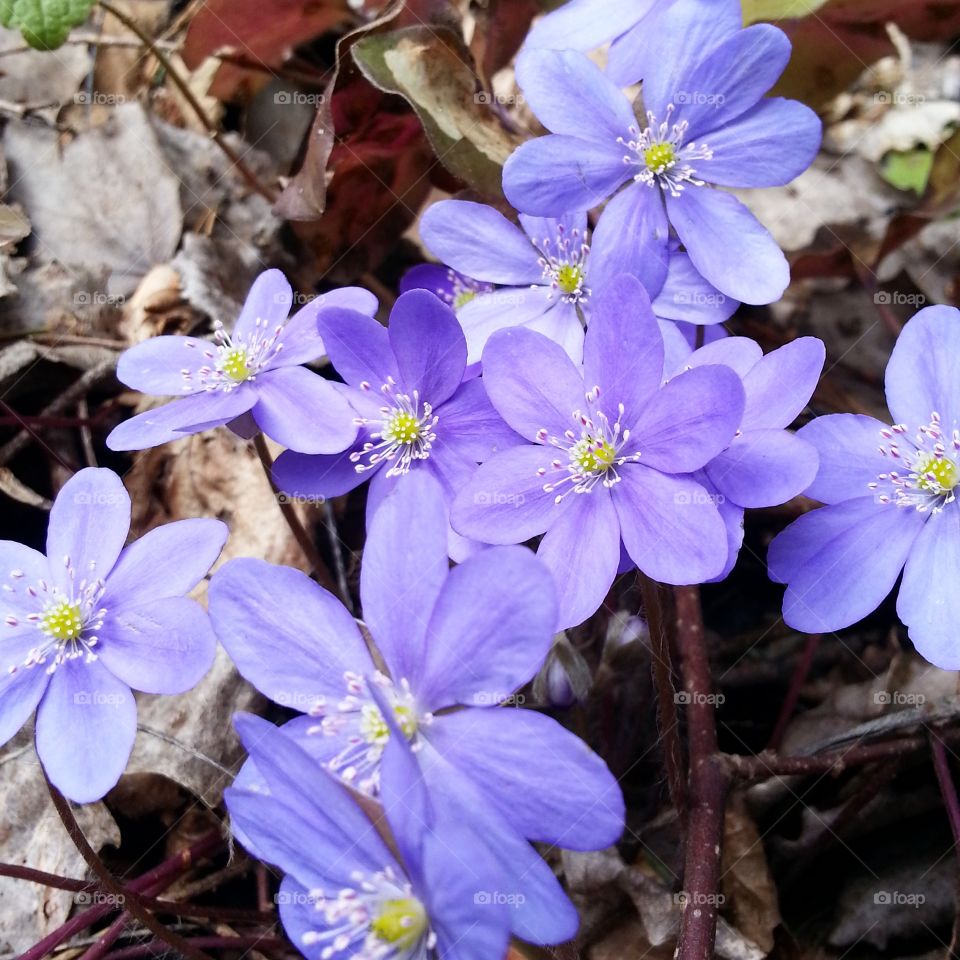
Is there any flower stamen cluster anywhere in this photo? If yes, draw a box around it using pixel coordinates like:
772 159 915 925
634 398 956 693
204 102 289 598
870 412 960 513
3 557 107 677
536 386 640 502
351 378 439 477
307 672 432 795
185 317 284 393
301 867 434 960
618 106 713 197
535 224 591 304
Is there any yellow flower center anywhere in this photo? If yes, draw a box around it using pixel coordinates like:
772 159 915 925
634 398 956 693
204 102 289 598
370 897 427 948
644 142 677 172
916 454 959 493
571 437 617 475
383 411 422 445
359 702 418 746
41 600 83 641
221 347 252 382
555 264 584 296
453 289 477 310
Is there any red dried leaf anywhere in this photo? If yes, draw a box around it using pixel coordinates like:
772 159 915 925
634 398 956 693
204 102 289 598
182 0 353 101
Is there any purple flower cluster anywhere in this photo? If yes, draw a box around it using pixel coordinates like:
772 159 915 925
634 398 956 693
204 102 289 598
504 0 821 305
226 712 511 960
12 2 958 955
420 199 735 364
452 275 745 628
214 472 622 944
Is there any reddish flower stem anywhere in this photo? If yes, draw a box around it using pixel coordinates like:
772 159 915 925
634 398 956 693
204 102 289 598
674 584 729 960
767 632 821 751
252 433 342 598
102 935 288 960
930 730 960 862
728 727 960 780
19 823 223 960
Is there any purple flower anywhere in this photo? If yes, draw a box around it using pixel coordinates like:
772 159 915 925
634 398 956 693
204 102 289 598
272 289 522 559
665 334 824 581
0 468 226 802
210 470 623 945
524 0 678 73
226 713 510 960
501 28 821 305
769 305 960 669
451 275 745 629
106 269 376 454
420 199 735 364
398 262 494 311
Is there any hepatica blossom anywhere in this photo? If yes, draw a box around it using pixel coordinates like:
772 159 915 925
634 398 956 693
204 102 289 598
0 469 225 802
107 269 376 454
452 274 745 630
398 262 493 311
769 306 960 669
272 289 521 558
226 713 509 960
210 471 623 945
502 21 821 304
420 199 734 363
667 335 824 580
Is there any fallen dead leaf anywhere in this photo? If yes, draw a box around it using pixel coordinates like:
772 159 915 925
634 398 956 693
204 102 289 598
0 731 120 953
722 793 781 954
3 104 183 296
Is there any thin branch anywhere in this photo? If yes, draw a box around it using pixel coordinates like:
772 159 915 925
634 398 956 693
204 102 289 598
323 498 354 614
674 584 729 960
252 433 341 598
78 914 130 960
0 359 115 468
0 862 93 892
767 633 821 751
17 830 223 960
45 784 216 960
96 0 277 203
102 935 288 960
930 731 960 859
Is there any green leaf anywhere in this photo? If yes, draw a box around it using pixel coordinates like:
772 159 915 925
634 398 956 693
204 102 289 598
881 148 935 195
742 0 828 21
9 0 94 50
352 26 519 200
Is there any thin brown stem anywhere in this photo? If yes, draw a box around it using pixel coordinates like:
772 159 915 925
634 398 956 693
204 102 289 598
78 912 133 960
767 632 821 751
103 936 289 960
96 1 277 203
252 433 341 597
637 572 687 820
930 731 960 861
17 830 223 960
46 783 215 960
0 862 93 891
727 726 960 780
674 584 729 960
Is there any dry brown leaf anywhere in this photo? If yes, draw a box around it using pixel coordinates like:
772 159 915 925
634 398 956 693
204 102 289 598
3 104 183 296
0 732 120 952
721 793 781 955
